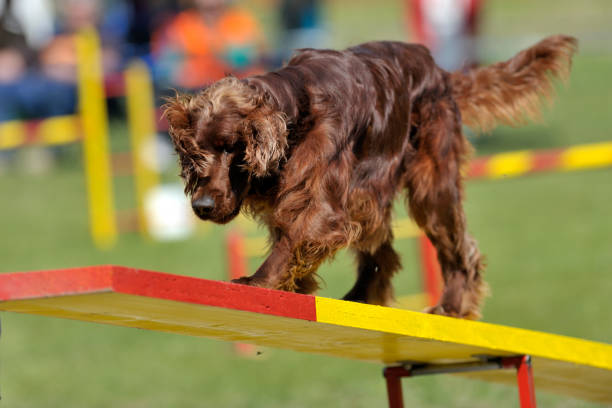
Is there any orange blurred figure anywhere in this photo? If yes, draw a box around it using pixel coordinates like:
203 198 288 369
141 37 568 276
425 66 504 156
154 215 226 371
153 0 266 89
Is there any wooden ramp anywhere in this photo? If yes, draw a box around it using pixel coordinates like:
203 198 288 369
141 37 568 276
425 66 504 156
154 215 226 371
1 266 611 404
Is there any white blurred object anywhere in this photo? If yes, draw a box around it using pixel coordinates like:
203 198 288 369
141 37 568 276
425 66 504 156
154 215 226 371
155 134 176 172
423 0 467 37
421 0 475 71
0 0 55 49
144 184 195 241
139 134 175 173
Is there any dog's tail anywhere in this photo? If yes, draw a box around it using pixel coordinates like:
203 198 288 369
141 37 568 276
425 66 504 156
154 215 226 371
451 35 578 132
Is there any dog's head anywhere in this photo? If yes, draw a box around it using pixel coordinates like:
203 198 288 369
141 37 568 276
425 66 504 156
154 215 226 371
164 77 288 224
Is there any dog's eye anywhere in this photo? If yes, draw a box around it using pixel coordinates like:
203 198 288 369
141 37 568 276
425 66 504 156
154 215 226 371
216 143 234 154
212 141 231 153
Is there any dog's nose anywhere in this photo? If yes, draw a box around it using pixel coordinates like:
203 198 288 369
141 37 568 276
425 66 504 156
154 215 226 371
192 195 215 214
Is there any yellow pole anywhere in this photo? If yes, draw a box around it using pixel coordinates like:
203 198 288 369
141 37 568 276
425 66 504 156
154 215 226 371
76 28 117 249
125 60 159 238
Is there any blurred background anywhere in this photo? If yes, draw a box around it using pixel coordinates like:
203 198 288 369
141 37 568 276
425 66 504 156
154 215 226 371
0 0 611 407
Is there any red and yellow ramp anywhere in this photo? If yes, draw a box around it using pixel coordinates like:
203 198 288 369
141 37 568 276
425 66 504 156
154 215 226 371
1 266 611 404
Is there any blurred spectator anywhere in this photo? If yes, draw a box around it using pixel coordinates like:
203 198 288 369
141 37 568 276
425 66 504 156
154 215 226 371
0 0 60 170
0 0 73 123
21 0 108 121
42 0 123 83
152 0 266 90
0 0 54 50
278 0 326 61
0 0 30 122
121 0 180 62
407 0 483 71
0 0 123 123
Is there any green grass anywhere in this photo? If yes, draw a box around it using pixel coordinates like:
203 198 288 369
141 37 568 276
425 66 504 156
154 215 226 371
1 1 611 407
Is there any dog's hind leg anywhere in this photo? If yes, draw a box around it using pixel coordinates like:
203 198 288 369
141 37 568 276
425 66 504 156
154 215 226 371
342 242 401 306
404 97 487 319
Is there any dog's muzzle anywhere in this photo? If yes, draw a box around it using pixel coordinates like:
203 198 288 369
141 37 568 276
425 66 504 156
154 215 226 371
191 195 215 218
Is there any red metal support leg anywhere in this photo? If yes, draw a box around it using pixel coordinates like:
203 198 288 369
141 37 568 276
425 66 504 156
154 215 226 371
502 355 537 408
516 356 537 408
383 366 411 408
385 356 536 408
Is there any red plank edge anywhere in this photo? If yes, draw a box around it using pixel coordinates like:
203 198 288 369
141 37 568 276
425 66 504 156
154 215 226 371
0 265 317 322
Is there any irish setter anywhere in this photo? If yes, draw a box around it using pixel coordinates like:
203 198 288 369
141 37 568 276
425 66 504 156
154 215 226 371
164 35 577 319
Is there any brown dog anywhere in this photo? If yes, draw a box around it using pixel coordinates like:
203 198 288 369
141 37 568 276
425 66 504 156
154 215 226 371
164 35 576 319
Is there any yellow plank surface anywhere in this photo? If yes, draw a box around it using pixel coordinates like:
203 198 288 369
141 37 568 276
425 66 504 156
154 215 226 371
316 298 612 403
2 290 610 403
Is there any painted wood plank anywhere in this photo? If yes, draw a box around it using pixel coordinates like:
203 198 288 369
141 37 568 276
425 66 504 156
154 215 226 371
1 266 610 403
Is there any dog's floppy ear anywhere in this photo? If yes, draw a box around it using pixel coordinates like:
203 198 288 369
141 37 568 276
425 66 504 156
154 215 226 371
162 93 198 154
163 94 192 132
243 106 288 177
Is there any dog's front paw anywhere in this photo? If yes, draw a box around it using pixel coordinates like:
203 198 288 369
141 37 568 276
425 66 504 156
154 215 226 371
424 304 461 318
425 304 447 316
231 276 267 287
424 304 480 320
341 290 367 304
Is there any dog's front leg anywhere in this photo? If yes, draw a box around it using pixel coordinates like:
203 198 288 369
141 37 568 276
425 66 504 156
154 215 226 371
233 120 344 293
231 234 329 294
231 235 293 289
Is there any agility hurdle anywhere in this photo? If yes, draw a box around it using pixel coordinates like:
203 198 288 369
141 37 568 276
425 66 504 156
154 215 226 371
467 141 612 179
0 29 161 249
0 115 81 150
1 266 610 407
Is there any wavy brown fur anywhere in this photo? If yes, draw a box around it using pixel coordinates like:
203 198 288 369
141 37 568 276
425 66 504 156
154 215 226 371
452 35 578 132
165 36 576 320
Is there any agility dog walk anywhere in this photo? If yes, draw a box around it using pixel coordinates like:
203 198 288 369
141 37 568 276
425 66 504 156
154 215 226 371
1 266 610 407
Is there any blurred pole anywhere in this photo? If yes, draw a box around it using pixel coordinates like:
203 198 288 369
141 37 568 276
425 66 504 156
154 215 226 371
39 115 81 146
227 231 247 282
76 28 117 250
125 60 159 239
419 235 442 307
226 231 260 357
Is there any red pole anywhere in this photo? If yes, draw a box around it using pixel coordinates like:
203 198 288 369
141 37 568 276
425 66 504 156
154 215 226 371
383 366 411 408
226 231 257 356
502 356 537 408
516 356 537 408
387 357 536 408
419 235 442 307
227 231 247 281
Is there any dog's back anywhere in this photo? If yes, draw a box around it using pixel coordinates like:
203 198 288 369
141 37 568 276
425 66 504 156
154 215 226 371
276 41 446 159
284 36 577 137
